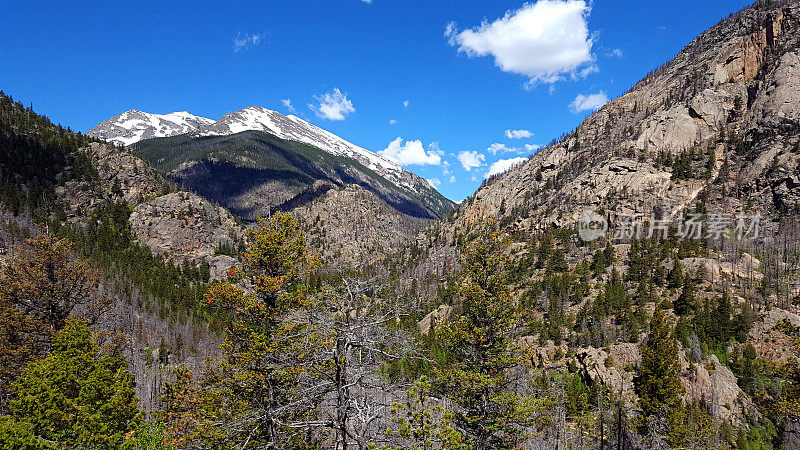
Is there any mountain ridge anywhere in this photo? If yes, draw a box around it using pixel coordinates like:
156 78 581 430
88 105 432 196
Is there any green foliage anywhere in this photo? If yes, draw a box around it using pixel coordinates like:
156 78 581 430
433 227 542 448
546 248 568 274
0 416 57 450
63 202 213 325
673 277 696 315
125 421 176 450
0 318 141 448
0 297 43 409
0 91 100 219
634 309 685 439
671 149 695 180
564 373 591 416
172 213 321 447
535 232 553 269
589 242 615 276
214 240 242 257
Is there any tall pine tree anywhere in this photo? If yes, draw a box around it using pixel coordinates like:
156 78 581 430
433 227 542 449
634 309 686 445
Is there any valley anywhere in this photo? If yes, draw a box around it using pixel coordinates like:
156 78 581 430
1 0 800 448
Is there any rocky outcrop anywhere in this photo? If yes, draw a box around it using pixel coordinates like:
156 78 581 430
56 142 166 220
682 355 758 425
418 304 453 334
442 0 800 236
291 184 432 267
749 308 800 363
129 192 244 278
745 51 800 132
680 253 764 283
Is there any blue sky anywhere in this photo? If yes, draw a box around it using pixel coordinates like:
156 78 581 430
1 0 752 201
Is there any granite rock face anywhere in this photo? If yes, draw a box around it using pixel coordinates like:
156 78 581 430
400 0 800 429
444 1 800 231
290 183 431 268
130 192 244 279
56 142 166 221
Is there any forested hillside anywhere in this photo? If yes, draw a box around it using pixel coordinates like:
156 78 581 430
1 0 800 448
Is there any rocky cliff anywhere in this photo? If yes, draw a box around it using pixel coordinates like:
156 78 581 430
129 192 244 279
400 0 800 429
290 182 431 267
449 0 799 232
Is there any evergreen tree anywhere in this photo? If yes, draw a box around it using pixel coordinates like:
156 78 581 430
546 248 568 274
386 376 467 450
0 236 101 332
535 232 552 269
674 276 696 315
186 213 321 447
434 228 542 449
634 309 686 445
0 317 141 448
0 296 42 412
671 150 694 180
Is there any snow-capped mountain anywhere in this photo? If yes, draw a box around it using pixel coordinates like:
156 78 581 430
89 106 417 191
89 110 214 146
198 106 409 188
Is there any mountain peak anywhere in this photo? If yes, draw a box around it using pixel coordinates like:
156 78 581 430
89 110 214 146
89 105 415 191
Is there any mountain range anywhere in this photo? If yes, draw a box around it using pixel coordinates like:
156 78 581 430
2 0 800 447
89 105 432 197
89 105 454 265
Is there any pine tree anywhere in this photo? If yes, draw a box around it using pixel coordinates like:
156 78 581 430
386 376 468 450
193 213 322 447
674 277 696 315
634 309 686 445
434 227 542 449
547 248 568 274
0 317 141 448
0 296 42 411
0 236 102 332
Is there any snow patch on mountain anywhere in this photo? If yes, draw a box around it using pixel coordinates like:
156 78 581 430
198 106 405 184
89 110 214 146
90 106 415 190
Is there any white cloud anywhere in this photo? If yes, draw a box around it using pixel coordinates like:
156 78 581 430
505 129 533 139
388 119 397 125
234 32 266 52
525 143 542 152
281 99 295 112
446 0 594 85
403 100 410 108
449 175 456 183
486 157 527 178
569 91 608 113
426 178 441 188
488 143 514 154
457 150 486 171
379 137 442 166
606 48 623 57
309 88 355 121
488 142 541 155
575 64 599 79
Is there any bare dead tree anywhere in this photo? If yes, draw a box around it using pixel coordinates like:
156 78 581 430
287 274 423 449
